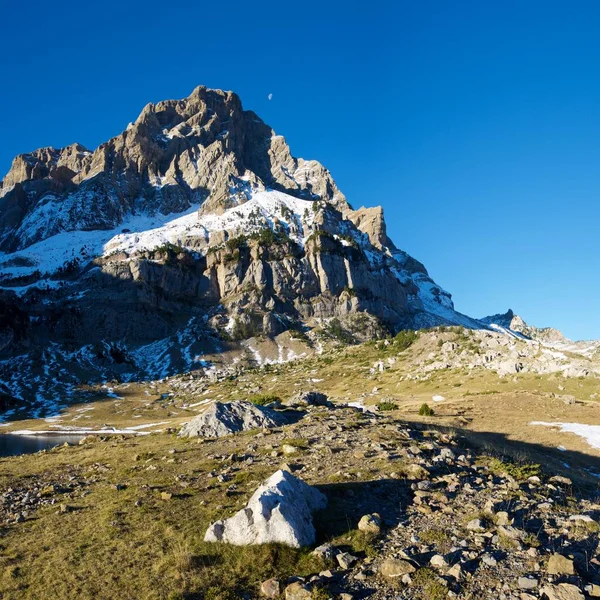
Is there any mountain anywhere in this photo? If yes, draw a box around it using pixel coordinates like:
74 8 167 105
480 309 600 358
0 86 485 412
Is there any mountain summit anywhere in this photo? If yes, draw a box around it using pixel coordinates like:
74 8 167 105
0 86 476 410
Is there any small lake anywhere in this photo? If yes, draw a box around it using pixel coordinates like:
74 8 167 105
0 434 85 458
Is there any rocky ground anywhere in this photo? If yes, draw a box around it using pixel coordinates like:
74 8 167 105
0 394 598 599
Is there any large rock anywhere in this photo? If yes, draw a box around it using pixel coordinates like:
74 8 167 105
204 470 327 547
540 583 585 600
379 558 416 578
285 391 331 407
546 553 575 576
178 401 287 438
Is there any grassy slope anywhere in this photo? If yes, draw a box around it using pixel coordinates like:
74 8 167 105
0 328 599 598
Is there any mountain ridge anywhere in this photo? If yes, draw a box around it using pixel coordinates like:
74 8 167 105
0 86 593 413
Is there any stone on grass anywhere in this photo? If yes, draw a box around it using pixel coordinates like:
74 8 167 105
467 518 485 532
336 552 359 569
430 554 448 568
379 558 416 578
261 578 281 598
284 582 312 600
179 401 288 438
404 464 430 479
358 513 382 535
447 563 463 581
204 470 327 547
312 543 338 561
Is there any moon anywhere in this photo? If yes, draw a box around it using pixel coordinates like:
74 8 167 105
268 93 273 101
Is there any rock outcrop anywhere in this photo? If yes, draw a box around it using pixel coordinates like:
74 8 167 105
178 401 288 438
204 469 327 547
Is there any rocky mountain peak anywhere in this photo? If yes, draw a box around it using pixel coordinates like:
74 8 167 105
0 86 349 252
0 85 482 410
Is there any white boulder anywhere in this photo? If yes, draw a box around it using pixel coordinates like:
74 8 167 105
204 470 327 547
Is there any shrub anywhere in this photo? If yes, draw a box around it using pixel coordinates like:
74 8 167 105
377 401 398 411
311 587 329 600
419 403 435 416
288 328 311 345
249 394 281 406
231 313 263 340
226 235 249 252
324 318 355 345
393 329 419 351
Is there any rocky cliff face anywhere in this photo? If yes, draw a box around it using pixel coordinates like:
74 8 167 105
0 86 477 411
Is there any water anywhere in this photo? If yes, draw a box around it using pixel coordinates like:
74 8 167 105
0 434 85 457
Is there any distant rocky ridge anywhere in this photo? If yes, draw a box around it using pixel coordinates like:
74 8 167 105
480 310 600 359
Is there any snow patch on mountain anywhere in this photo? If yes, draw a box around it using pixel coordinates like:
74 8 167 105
0 190 319 290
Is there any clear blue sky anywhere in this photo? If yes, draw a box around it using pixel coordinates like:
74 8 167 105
1 0 599 340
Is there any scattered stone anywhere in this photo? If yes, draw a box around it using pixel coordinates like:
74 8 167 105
430 554 448 569
549 476 572 487
439 447 455 461
284 581 312 600
481 554 498 567
379 558 416 579
540 583 585 600
467 518 485 532
585 584 600 597
447 563 464 581
495 511 511 526
312 543 338 561
358 513 382 535
518 577 538 590
547 553 575 576
286 391 331 407
404 464 430 479
337 552 359 569
261 578 281 598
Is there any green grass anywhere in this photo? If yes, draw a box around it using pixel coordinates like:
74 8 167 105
412 568 448 600
280 438 310 450
419 529 453 553
0 435 323 600
485 457 541 481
